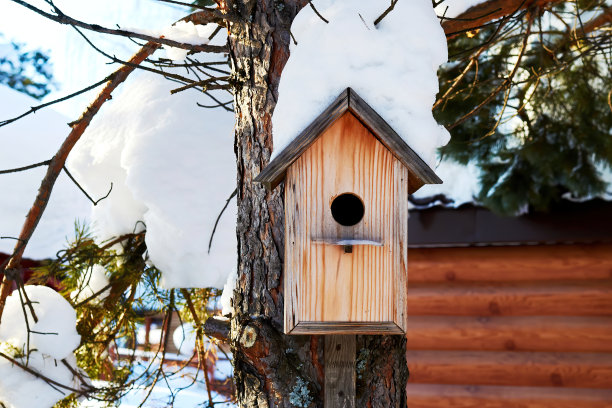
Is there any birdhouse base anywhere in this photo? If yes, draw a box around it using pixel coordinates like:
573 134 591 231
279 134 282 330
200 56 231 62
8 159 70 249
288 321 404 335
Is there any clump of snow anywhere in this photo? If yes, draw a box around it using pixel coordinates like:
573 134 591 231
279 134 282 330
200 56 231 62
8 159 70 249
67 64 236 288
435 0 486 19
410 159 481 208
0 348 84 408
71 264 111 303
273 0 450 168
0 286 85 408
220 270 236 316
0 285 80 360
162 21 217 60
0 85 91 259
597 163 612 201
172 323 211 356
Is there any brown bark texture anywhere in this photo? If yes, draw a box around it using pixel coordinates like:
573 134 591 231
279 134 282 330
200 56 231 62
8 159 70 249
227 0 408 406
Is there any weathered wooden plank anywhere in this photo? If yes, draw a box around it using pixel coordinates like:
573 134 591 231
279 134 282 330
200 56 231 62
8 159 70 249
256 88 349 190
406 350 612 388
405 316 612 352
407 244 612 282
285 112 407 334
290 321 403 335
405 384 612 408
325 335 356 408
347 88 441 190
406 281 612 316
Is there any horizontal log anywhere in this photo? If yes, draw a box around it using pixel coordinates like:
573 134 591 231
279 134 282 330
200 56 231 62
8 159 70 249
408 244 612 282
406 351 612 388
406 316 612 352
405 384 612 408
407 281 612 316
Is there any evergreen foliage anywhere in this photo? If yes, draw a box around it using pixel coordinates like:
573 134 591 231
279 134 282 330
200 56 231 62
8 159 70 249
435 1 612 215
0 36 54 99
29 224 225 407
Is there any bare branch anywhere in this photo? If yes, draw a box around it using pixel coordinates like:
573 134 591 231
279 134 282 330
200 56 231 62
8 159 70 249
63 166 114 206
0 76 112 128
448 13 534 130
442 0 561 38
0 160 51 175
10 0 229 53
203 316 230 342
374 0 398 26
169 77 230 94
208 189 237 253
309 1 329 24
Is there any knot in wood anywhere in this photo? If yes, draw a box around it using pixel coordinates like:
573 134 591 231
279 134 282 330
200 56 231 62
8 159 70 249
239 325 258 348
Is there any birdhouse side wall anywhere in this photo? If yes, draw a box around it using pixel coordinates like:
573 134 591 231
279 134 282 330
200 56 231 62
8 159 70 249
284 112 408 334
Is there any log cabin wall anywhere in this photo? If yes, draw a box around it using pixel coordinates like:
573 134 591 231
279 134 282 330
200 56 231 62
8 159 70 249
405 243 612 407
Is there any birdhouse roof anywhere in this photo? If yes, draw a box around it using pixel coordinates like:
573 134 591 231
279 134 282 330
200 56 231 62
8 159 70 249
255 88 442 193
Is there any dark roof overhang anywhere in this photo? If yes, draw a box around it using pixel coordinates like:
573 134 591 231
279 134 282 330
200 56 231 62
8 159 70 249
408 199 612 247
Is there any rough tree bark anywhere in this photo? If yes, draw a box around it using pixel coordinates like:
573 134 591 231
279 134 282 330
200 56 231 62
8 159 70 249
226 1 408 407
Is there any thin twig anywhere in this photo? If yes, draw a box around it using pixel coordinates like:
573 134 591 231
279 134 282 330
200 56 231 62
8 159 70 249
0 76 112 128
208 189 237 253
0 160 51 175
309 1 329 24
170 77 230 94
63 166 113 206
374 0 398 26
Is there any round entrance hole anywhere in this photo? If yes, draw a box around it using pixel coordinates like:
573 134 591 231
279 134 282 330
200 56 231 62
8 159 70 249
330 193 365 226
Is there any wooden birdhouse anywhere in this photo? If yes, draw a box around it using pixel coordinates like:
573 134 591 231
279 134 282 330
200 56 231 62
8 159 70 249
256 88 441 335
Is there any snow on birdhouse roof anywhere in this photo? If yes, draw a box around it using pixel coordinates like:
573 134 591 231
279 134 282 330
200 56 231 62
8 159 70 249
256 88 442 193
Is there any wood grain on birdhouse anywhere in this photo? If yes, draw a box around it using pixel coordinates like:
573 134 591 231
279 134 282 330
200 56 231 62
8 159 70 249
284 112 408 334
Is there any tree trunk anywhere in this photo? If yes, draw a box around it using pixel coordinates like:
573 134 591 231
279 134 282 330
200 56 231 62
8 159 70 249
227 1 408 406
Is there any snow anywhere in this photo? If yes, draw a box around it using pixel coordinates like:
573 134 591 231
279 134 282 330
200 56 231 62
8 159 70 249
0 285 80 360
0 85 91 259
411 158 612 209
0 286 85 408
220 271 236 316
410 159 481 208
435 0 487 19
67 36 236 288
272 0 450 168
130 21 218 60
0 349 83 408
71 264 111 303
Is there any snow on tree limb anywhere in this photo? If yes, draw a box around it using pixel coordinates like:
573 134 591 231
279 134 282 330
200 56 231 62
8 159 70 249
0 42 159 323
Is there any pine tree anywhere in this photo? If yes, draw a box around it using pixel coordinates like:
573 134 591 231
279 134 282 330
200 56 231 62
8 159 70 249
435 0 612 215
0 36 54 99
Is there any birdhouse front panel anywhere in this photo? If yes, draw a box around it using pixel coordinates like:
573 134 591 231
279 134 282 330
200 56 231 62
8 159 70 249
284 111 408 334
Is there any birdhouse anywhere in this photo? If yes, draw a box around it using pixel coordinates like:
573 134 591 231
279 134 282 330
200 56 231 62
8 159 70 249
256 88 441 335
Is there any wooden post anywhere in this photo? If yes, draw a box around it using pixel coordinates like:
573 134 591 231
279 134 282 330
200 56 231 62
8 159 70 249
325 335 356 407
